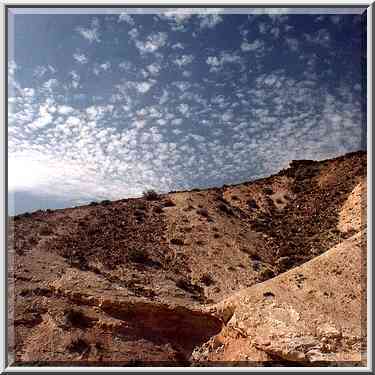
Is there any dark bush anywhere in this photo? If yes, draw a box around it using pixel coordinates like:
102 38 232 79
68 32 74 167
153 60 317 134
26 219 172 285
39 225 53 236
134 209 145 217
128 248 150 264
247 199 258 209
170 238 184 246
176 278 203 295
101 200 112 206
163 198 176 207
263 291 275 298
135 201 146 210
263 187 273 195
143 189 159 201
200 273 215 286
64 308 94 328
218 203 234 216
67 338 90 354
89 201 99 206
196 208 209 217
153 205 164 214
249 253 262 261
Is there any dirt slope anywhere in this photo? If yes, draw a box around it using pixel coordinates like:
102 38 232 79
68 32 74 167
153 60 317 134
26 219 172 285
8 150 366 366
195 230 366 366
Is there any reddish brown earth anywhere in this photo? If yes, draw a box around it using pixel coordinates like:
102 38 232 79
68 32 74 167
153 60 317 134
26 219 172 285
8 150 367 367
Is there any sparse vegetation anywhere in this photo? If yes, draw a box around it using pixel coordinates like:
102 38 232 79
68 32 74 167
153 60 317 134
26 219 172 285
170 238 184 246
163 198 176 207
135 202 146 210
39 225 53 236
176 277 204 296
218 202 234 216
200 273 215 286
263 187 273 195
263 291 275 298
128 248 150 264
134 209 145 217
67 338 90 354
89 201 99 206
196 208 209 217
153 205 164 214
64 308 94 328
247 199 258 209
143 189 159 201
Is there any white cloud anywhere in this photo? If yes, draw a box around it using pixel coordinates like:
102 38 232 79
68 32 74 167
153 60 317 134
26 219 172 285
304 28 331 48
69 71 80 89
128 28 139 39
128 80 157 94
206 51 244 72
161 8 194 23
73 52 88 64
178 103 189 116
9 60 17 76
135 32 168 54
28 112 53 130
172 42 184 49
198 14 223 29
330 15 341 24
147 63 161 76
174 54 194 67
285 37 299 52
22 88 35 97
76 18 100 43
100 61 111 71
33 65 48 78
241 39 263 52
174 81 191 91
159 9 193 31
42 79 59 92
118 13 135 25
135 81 153 93
58 105 74 115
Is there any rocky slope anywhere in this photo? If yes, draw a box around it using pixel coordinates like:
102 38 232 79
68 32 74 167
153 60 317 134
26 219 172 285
8 150 367 366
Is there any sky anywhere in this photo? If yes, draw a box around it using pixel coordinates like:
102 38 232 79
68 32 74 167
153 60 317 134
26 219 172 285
8 8 367 215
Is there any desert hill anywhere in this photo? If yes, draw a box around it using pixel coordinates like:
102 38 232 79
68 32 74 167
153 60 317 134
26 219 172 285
8 150 366 366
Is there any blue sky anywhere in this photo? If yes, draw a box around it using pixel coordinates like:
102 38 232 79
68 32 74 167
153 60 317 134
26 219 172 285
8 8 366 214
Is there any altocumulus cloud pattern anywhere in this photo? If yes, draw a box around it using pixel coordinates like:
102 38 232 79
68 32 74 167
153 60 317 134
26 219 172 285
8 8 366 214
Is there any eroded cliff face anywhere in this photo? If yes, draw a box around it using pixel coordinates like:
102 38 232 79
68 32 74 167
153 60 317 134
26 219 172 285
8 150 366 366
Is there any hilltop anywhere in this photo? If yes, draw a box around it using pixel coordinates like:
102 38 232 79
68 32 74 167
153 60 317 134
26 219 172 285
8 150 367 366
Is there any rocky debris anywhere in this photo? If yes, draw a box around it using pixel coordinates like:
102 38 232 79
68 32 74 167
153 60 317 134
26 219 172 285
201 230 366 366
